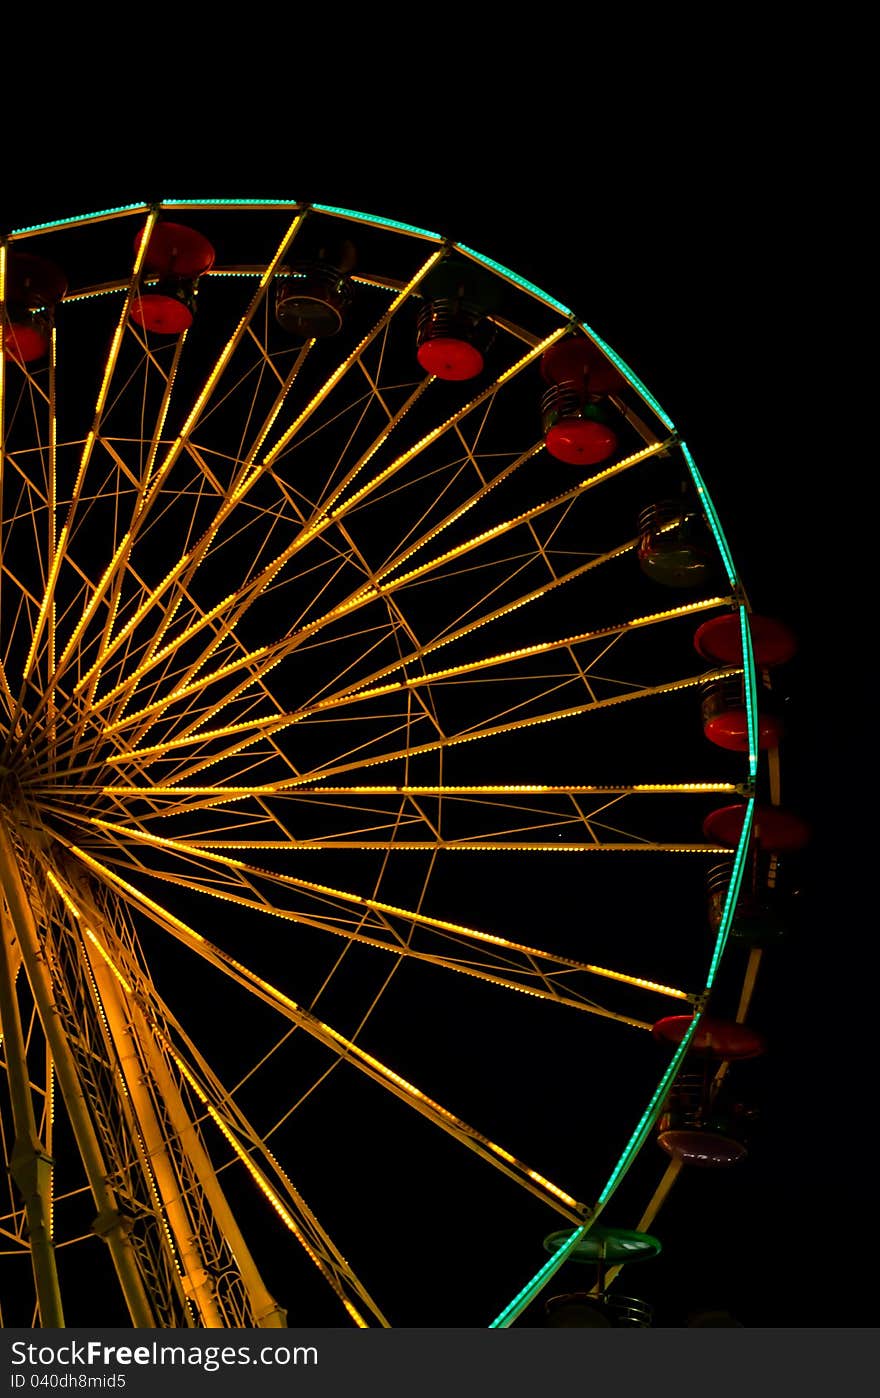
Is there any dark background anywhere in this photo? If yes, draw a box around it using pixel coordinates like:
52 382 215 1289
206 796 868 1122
3 88 857 1330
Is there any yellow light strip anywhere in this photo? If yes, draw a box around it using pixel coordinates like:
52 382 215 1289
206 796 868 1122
103 666 735 789
68 847 206 944
373 564 724 695
93 592 723 752
142 333 186 493
55 532 131 673
348 437 544 589
85 818 690 998
82 443 705 766
301 374 435 521
93 782 737 797
262 249 446 469
69 209 157 504
75 850 659 1024
247 341 315 465
84 581 234 706
0 656 12 715
67 843 583 1217
169 214 306 455
21 525 68 684
369 438 671 592
375 952 658 1022
409 955 669 1016
316 327 566 525
83 929 133 995
135 839 726 852
312 1023 580 1209
315 596 732 701
46 1054 55 1241
44 868 82 919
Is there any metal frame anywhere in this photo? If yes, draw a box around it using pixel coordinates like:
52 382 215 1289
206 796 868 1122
1 200 763 1328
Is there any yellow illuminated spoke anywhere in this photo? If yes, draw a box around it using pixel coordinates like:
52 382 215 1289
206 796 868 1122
62 843 587 1223
9 214 158 730
25 371 685 816
103 343 317 698
97 782 734 797
362 439 669 595
34 218 307 739
84 597 731 776
71 335 189 712
91 668 735 799
137 214 306 511
77 550 723 782
259 248 446 471
86 399 551 740
69 817 696 1014
278 328 565 528
75 255 443 731
68 329 574 761
92 857 662 1026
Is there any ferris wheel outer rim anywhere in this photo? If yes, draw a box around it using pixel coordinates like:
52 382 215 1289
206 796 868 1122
0 199 761 1330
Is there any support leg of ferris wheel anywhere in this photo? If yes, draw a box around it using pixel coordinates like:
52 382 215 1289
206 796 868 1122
0 817 156 1327
0 897 64 1325
70 878 288 1328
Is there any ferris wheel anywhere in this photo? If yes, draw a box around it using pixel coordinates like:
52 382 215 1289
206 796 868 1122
0 200 798 1329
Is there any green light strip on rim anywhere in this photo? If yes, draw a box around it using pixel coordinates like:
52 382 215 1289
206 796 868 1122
313 205 442 241
162 199 301 208
740 607 759 780
490 1016 703 1329
455 244 573 316
681 442 738 589
596 1022 700 1206
10 204 149 235
705 796 755 990
576 322 676 433
489 1222 593 1329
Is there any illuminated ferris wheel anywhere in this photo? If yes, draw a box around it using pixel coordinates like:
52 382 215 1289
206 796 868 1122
0 200 802 1328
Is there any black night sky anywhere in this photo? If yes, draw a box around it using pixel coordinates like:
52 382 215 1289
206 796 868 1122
1 83 861 1342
